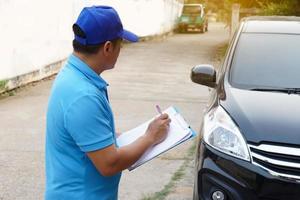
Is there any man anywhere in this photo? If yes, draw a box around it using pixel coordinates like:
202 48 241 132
45 6 170 200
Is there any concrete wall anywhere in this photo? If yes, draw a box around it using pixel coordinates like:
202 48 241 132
0 0 78 81
83 0 183 37
0 0 183 91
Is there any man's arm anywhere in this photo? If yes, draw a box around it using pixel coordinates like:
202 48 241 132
87 114 170 176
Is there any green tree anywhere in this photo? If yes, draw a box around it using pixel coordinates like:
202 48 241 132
205 0 300 23
260 0 300 16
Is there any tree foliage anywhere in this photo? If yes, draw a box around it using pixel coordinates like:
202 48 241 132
204 0 300 17
259 0 300 16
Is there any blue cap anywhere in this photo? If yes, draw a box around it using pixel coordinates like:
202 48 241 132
74 6 139 45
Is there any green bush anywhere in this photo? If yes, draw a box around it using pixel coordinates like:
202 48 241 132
206 0 299 24
260 0 300 16
0 80 8 91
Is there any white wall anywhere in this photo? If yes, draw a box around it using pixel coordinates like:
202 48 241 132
84 0 183 37
0 0 183 81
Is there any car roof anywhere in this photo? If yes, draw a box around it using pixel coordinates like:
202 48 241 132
184 4 203 7
242 16 300 34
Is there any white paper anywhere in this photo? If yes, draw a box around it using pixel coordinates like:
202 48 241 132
116 106 192 170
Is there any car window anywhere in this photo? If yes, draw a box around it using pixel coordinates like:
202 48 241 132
230 33 300 89
182 6 202 15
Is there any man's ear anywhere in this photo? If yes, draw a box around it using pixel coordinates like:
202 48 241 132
103 41 113 56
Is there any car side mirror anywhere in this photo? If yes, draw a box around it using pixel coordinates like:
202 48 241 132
190 64 216 88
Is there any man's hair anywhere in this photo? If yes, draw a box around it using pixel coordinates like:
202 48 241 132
72 24 120 55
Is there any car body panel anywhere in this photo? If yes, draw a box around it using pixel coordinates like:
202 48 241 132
220 85 300 146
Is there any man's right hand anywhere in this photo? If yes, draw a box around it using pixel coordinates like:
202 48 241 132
146 113 171 146
88 113 171 176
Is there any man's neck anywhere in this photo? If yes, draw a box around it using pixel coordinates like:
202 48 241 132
73 52 105 74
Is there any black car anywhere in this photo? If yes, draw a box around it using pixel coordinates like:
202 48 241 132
191 16 300 200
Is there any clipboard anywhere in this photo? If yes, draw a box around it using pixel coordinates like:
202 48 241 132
116 106 196 171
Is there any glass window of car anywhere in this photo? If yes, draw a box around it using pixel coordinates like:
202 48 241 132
182 6 202 15
230 33 300 89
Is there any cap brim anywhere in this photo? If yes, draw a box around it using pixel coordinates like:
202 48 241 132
122 30 139 42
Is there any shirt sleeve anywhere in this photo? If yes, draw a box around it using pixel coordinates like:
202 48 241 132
64 94 114 152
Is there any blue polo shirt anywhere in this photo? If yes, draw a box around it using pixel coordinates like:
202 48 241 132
45 54 121 200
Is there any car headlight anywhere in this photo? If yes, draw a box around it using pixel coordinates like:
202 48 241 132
203 106 250 161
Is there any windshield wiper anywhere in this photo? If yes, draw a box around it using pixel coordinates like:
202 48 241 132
250 88 300 94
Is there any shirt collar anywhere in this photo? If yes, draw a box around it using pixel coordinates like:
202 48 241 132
67 54 109 90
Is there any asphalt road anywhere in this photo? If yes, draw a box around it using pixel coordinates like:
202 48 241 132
0 23 229 200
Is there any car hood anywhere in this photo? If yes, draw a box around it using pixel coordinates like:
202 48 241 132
220 86 300 145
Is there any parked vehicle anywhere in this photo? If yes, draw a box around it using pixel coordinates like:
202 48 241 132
177 4 208 33
191 16 300 200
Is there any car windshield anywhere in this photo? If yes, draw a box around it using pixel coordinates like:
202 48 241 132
230 33 300 89
182 6 201 15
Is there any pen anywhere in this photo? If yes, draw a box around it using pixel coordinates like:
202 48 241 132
156 105 162 115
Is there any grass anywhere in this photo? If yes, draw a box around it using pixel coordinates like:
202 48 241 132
186 141 197 158
142 142 196 200
0 80 17 99
216 42 229 62
0 90 16 100
0 80 11 99
0 80 8 91
142 164 186 200
0 75 56 100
